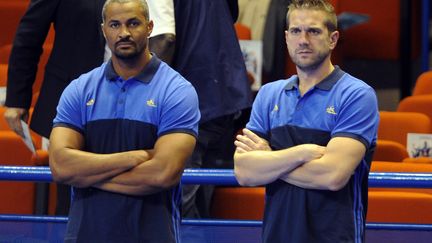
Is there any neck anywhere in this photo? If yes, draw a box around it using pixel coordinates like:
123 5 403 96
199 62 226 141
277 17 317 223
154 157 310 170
297 60 334 95
112 50 152 80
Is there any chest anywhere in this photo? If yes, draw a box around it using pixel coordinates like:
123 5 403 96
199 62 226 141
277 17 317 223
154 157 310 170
83 80 164 126
269 90 340 132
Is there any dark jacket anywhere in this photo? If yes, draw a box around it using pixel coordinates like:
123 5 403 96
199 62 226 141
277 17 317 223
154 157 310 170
173 0 251 122
5 0 106 137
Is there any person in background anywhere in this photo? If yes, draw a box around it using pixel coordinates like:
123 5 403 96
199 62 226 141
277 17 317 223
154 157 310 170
234 0 379 242
173 0 252 218
262 0 292 81
147 0 176 65
49 0 199 241
4 0 107 216
4 0 176 215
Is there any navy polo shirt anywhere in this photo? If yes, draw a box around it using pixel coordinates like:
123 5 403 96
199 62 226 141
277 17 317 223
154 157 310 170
53 56 200 243
247 67 379 243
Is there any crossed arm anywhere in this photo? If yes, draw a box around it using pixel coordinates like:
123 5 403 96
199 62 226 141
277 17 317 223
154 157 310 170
49 126 195 196
234 129 366 190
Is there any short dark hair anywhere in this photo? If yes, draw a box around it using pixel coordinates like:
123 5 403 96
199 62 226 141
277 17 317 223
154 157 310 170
286 0 337 32
102 0 150 23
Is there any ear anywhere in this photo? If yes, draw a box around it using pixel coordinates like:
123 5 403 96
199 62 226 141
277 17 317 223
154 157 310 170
329 30 339 50
147 20 154 37
101 23 107 39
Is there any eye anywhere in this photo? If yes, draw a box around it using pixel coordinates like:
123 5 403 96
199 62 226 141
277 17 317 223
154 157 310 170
109 22 120 29
128 20 141 28
289 28 301 35
308 28 322 35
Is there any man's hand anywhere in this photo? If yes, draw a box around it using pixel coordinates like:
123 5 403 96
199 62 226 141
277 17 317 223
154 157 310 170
234 128 272 153
295 144 326 162
4 107 29 137
233 129 326 186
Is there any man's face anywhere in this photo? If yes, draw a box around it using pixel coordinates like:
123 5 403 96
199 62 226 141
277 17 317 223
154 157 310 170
285 9 338 72
102 1 153 60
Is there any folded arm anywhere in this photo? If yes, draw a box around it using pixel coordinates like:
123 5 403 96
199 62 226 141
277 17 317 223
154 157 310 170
234 129 325 186
280 137 366 191
94 133 196 196
49 126 150 188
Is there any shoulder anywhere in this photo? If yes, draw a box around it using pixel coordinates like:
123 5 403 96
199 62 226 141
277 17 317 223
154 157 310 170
334 72 379 117
62 62 104 89
256 76 296 100
157 62 195 90
262 77 294 92
62 63 107 98
71 63 107 86
338 72 375 93
332 71 377 104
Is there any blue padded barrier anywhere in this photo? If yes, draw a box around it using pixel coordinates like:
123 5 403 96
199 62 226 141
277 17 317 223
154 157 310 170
2 166 432 187
1 166 432 242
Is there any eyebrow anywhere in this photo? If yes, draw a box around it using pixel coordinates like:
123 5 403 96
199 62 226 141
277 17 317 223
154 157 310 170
288 26 323 31
107 17 141 23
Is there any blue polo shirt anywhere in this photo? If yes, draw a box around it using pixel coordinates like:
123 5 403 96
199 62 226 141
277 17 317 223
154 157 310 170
247 67 379 243
53 56 200 243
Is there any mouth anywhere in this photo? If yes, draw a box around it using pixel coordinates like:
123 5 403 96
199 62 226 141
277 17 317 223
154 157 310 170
297 49 313 54
116 42 134 48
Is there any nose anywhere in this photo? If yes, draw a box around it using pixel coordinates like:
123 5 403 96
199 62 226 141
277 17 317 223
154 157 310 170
118 25 131 39
298 31 310 45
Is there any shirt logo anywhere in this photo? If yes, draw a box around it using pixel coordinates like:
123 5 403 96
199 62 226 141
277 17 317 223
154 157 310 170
146 99 157 107
272 104 279 112
326 106 337 115
86 99 95 106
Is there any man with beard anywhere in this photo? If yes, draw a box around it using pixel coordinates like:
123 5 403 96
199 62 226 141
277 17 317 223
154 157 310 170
49 0 199 242
233 0 379 242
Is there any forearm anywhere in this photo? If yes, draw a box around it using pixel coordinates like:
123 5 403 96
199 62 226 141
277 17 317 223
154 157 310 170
234 147 307 186
280 159 343 190
49 148 150 188
94 181 162 196
280 137 366 191
94 133 195 195
95 157 183 195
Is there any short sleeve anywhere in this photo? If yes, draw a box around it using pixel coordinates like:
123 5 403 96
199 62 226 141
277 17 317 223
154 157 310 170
53 80 84 133
158 82 200 137
332 86 379 148
246 85 271 141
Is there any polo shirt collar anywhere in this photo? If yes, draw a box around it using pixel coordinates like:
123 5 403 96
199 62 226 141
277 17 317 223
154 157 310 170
284 66 345 91
105 53 161 83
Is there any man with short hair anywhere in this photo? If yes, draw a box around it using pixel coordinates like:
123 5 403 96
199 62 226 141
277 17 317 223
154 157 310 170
234 0 379 242
49 0 199 241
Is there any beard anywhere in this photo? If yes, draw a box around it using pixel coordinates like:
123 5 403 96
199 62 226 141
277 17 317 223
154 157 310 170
290 48 330 72
113 41 145 60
